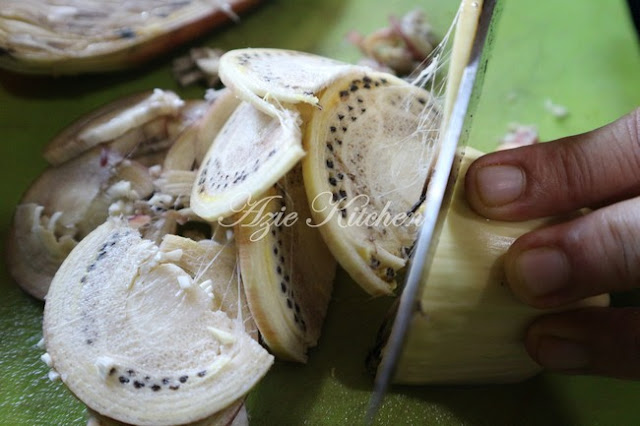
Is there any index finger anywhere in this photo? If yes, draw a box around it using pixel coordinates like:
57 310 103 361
464 108 640 221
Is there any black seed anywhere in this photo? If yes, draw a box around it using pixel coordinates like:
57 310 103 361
281 282 287 292
287 299 293 309
197 370 207 377
86 339 93 345
348 106 354 111
169 385 180 390
271 229 276 236
340 208 347 218
364 83 371 89
80 276 87 284
418 97 427 105
179 375 188 383
294 314 299 323
109 368 117 376
295 303 301 313
329 177 337 186
350 84 358 92
162 378 170 385
336 139 342 145
119 376 130 384
381 78 388 84
330 126 337 133
279 256 285 264
87 263 96 272
326 143 334 151
363 76 372 83
326 159 334 169
371 257 381 268
134 381 145 389
351 116 357 122
361 108 366 113
273 246 278 255
151 384 161 392
342 127 347 132
339 90 349 98
276 266 282 275
118 28 136 39
144 376 151 381
332 192 339 202
127 369 135 376
284 275 290 282
338 114 344 120
110 241 117 247
357 97 363 103
337 172 345 179
339 189 347 199
386 268 396 279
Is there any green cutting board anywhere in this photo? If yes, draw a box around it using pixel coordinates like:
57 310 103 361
1 1 639 425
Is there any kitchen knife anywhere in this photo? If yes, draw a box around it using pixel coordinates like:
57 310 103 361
366 0 501 421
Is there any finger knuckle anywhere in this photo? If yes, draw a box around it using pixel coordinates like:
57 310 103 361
602 209 640 289
553 143 595 205
614 107 640 175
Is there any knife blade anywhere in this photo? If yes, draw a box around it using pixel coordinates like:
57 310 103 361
366 0 501 422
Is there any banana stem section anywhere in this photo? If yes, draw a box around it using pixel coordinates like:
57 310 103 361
384 148 609 384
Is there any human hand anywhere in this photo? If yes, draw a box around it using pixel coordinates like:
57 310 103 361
464 108 640 379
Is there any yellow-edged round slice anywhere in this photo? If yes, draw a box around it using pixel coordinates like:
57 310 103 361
219 48 366 117
191 101 303 222
43 218 273 425
303 70 441 296
235 165 336 362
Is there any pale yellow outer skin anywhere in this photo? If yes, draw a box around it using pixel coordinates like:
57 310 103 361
391 148 610 384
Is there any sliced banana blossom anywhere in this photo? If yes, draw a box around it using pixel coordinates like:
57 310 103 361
43 218 272 425
0 0 264 74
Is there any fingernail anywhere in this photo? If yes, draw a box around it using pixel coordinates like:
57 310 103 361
534 336 590 371
509 247 569 297
475 165 524 207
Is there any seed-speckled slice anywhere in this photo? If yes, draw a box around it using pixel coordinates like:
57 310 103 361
43 218 273 425
191 101 304 222
303 71 441 296
235 165 336 362
219 48 366 117
0 0 264 74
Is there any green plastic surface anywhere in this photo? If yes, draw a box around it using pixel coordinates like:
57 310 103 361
1 1 639 425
